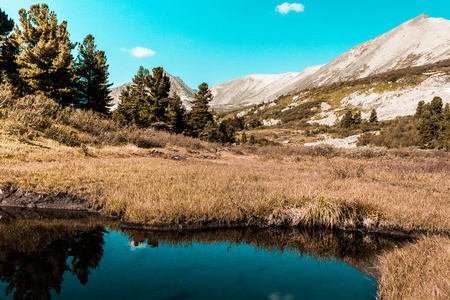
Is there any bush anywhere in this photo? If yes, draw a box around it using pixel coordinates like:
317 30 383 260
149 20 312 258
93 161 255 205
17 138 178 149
45 124 82 147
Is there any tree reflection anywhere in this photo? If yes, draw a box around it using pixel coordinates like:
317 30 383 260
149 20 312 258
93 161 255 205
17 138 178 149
0 222 106 299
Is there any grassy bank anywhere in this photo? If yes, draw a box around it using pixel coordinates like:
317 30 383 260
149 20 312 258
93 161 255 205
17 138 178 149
378 235 450 300
1 139 448 232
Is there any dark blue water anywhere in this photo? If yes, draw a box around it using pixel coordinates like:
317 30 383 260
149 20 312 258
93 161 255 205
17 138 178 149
0 225 385 300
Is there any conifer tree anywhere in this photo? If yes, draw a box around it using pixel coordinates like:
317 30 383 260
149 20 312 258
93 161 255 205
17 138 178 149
187 82 214 137
15 4 75 106
166 92 186 133
113 66 152 127
0 8 15 83
369 109 378 123
440 103 450 150
417 97 444 148
340 111 354 128
74 34 112 114
415 100 425 118
0 8 13 36
148 67 170 122
241 131 248 143
353 111 362 125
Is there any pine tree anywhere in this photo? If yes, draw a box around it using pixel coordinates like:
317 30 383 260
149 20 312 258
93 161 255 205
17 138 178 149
439 103 450 150
167 92 186 133
241 131 248 143
369 109 378 123
148 67 170 122
415 100 425 118
15 4 75 106
74 34 112 114
353 111 362 125
0 8 15 83
340 111 354 128
187 82 214 137
0 8 13 36
417 97 444 148
113 66 152 127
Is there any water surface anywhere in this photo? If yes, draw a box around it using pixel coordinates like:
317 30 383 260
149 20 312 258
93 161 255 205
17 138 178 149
0 219 406 300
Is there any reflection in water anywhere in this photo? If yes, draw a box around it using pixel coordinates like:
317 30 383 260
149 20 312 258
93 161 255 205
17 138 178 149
121 227 411 279
0 219 411 300
0 220 106 299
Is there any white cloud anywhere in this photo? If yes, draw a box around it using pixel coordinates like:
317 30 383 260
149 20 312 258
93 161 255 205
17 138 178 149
275 2 305 15
121 46 155 58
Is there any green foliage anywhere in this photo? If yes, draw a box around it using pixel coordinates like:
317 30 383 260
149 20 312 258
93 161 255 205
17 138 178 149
241 131 248 144
187 82 214 137
114 66 188 133
114 66 152 127
340 111 355 128
15 4 76 106
74 34 112 114
369 109 378 123
0 8 15 83
148 67 170 122
249 134 256 145
167 93 186 134
357 116 420 148
416 97 450 149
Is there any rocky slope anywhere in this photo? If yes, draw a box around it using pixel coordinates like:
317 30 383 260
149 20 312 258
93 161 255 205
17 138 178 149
212 14 450 112
209 65 323 112
294 14 450 91
109 72 195 110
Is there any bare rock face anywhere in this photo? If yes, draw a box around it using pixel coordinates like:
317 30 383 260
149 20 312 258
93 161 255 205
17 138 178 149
295 14 450 90
211 14 450 112
209 65 324 112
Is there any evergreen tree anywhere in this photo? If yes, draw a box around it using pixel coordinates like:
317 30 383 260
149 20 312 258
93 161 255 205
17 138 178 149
241 131 248 144
439 103 450 150
417 97 444 148
0 8 14 83
249 134 256 145
148 67 170 122
0 8 13 36
340 111 354 128
369 109 378 123
415 100 425 118
113 66 152 127
167 93 186 133
353 111 362 125
187 82 214 137
74 34 112 114
15 4 75 106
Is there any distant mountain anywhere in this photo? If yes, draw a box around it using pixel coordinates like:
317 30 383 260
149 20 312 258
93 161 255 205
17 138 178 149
109 72 195 110
209 65 323 112
294 14 450 91
210 14 450 112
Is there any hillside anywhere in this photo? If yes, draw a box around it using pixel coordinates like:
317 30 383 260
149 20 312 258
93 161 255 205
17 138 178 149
294 14 450 91
209 65 324 112
211 14 450 112
236 61 450 128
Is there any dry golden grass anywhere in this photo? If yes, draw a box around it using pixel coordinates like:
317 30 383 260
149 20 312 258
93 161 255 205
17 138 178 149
1 139 449 231
378 236 450 300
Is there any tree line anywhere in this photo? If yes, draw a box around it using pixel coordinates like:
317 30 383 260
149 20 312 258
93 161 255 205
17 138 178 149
0 4 235 143
415 97 450 149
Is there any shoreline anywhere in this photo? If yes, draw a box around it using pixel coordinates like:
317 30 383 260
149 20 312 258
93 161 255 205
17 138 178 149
0 188 446 239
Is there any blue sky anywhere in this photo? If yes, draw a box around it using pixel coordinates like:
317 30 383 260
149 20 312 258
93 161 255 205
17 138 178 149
2 1 449 88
